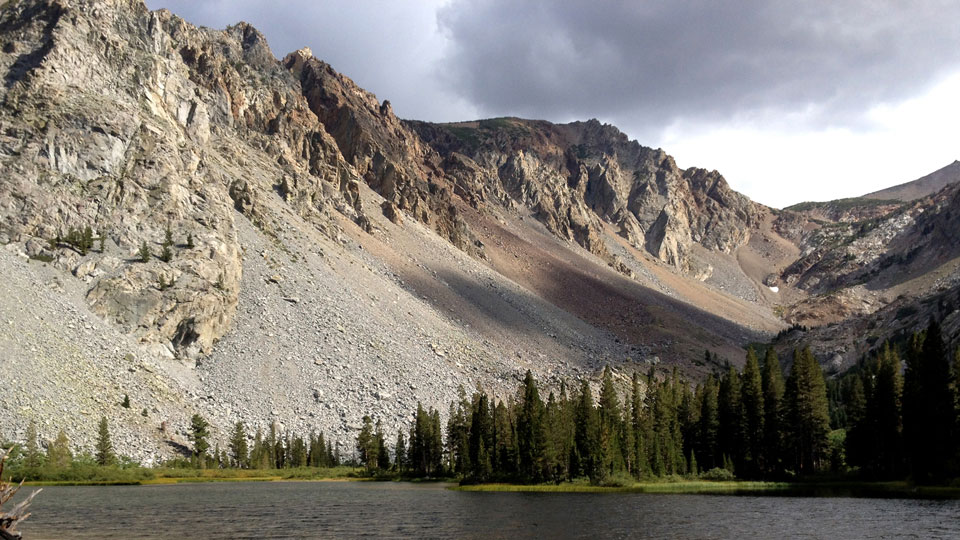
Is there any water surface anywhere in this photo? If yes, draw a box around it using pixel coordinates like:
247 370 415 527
16 481 960 539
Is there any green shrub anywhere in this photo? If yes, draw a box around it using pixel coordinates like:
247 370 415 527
138 242 151 263
700 467 735 481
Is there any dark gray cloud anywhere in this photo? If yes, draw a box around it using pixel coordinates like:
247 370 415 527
437 0 960 134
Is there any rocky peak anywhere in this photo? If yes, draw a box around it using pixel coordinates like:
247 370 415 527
281 47 481 254
0 0 373 356
411 118 762 274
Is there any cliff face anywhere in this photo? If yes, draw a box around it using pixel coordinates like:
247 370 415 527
0 0 390 356
410 118 762 277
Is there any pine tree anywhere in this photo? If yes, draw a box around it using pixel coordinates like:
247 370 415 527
717 364 742 472
429 409 444 475
597 366 624 476
229 421 248 468
447 387 471 475
375 420 390 471
761 347 785 476
24 421 43 469
190 414 210 468
394 431 407 474
46 430 73 469
516 370 547 482
903 321 957 484
356 415 376 471
492 400 516 477
740 347 765 478
291 435 308 468
138 241 151 262
870 344 903 477
697 375 719 470
844 375 869 470
266 423 278 469
95 417 115 466
573 380 601 483
630 373 649 478
783 348 831 474
678 380 700 475
251 428 268 469
81 226 93 255
410 403 436 476
469 391 493 481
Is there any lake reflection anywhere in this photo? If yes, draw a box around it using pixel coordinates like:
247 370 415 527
17 481 960 539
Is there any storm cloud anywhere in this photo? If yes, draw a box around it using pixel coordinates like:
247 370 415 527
437 1 960 132
144 1 960 205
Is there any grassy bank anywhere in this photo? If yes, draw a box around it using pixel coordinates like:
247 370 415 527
453 480 791 495
21 466 363 486
452 479 960 498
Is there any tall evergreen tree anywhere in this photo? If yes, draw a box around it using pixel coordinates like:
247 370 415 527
229 421 248 468
190 414 210 468
573 380 600 482
251 428 267 469
356 415 378 471
24 421 43 469
447 387 471 475
697 375 719 470
783 348 831 474
492 400 517 477
761 348 785 476
95 417 115 466
740 348 765 478
46 429 73 469
469 391 493 480
597 366 624 476
266 423 278 469
630 373 649 478
376 420 390 471
395 431 407 474
717 364 742 472
516 370 547 482
903 321 957 483
869 344 903 477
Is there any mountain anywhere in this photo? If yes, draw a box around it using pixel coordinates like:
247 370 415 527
0 0 957 462
863 160 960 202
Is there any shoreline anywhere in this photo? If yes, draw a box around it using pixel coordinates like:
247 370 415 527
22 475 960 499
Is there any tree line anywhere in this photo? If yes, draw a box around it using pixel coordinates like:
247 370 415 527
180 415 344 471
6 320 957 486
832 320 960 484
358 320 959 486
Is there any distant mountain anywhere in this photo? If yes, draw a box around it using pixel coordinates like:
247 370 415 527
0 0 958 462
863 160 960 202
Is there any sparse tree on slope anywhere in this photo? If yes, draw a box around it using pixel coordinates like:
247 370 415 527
190 414 210 468
229 421 248 469
95 417 115 466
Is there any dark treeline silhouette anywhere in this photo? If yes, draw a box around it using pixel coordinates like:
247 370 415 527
360 348 833 484
360 319 959 486
833 320 960 484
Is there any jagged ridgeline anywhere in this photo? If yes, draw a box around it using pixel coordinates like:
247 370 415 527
0 0 774 360
1 0 959 466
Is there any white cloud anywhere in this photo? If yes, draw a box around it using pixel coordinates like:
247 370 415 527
656 72 960 208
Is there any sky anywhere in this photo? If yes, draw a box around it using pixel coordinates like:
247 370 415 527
145 1 960 208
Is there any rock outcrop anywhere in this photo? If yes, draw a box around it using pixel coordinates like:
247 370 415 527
410 118 762 274
0 0 374 355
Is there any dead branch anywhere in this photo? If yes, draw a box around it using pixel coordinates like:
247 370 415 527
0 447 41 540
